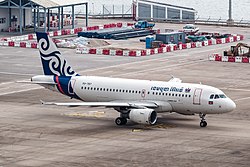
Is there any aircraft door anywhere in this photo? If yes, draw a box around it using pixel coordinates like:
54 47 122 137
193 88 202 105
141 89 146 99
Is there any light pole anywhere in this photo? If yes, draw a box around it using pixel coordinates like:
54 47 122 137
227 0 234 25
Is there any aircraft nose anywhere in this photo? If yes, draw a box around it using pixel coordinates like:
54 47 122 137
227 99 236 112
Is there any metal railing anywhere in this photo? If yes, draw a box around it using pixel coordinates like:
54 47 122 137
137 17 250 27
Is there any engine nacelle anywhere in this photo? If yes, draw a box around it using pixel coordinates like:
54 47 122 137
129 109 157 125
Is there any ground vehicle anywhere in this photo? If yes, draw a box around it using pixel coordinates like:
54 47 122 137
134 20 155 29
183 24 199 34
224 43 250 57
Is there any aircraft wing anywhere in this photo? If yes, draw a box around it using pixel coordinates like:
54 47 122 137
41 100 158 109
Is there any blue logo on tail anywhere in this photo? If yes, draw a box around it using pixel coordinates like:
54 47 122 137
36 32 78 76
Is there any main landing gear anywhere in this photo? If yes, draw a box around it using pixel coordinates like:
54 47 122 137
199 113 207 127
115 117 127 125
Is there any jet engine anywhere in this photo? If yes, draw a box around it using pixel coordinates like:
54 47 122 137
129 109 157 125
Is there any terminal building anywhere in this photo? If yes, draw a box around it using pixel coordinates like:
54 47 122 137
135 0 196 21
0 0 88 34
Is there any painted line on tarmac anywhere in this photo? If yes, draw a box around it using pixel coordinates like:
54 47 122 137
220 88 250 92
234 97 250 102
117 59 207 77
0 71 37 76
0 87 41 96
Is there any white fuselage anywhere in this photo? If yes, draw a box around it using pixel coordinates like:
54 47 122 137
69 76 235 115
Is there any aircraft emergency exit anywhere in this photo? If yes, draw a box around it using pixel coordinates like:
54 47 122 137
31 32 236 127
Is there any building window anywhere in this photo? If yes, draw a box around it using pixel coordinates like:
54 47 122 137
0 18 6 24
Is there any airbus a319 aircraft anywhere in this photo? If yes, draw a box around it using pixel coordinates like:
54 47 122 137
31 32 236 127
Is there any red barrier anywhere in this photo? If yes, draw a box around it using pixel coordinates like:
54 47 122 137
102 49 110 55
202 41 205 46
166 46 171 52
191 42 196 48
28 34 34 40
215 54 222 61
216 39 222 44
20 42 26 48
160 44 166 47
103 24 110 29
228 56 235 62
127 23 134 26
61 29 66 35
117 23 123 27
86 27 92 31
31 42 37 48
129 50 136 56
242 57 249 63
110 23 116 28
74 28 79 34
225 38 230 43
66 29 71 35
240 35 244 40
182 43 187 49
8 41 14 47
233 36 237 42
208 40 212 45
158 47 163 53
78 27 83 32
116 50 123 56
53 31 58 36
89 48 96 54
150 49 155 55
141 50 146 56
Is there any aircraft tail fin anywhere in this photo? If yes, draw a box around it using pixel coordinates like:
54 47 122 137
36 32 78 76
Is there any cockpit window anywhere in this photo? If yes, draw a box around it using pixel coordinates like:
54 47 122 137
210 94 214 99
219 94 227 98
214 94 220 99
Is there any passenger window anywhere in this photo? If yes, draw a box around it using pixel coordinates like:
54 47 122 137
97 88 99 91
132 90 134 93
91 87 93 90
172 93 174 96
210 94 214 99
139 91 141 94
100 88 102 91
175 94 178 97
185 94 187 97
182 94 184 97
148 92 150 94
156 92 158 95
214 94 220 99
189 95 191 97
159 93 161 95
152 92 155 95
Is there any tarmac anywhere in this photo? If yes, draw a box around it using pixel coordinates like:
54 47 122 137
0 19 250 167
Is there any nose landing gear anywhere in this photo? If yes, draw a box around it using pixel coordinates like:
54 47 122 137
199 113 207 127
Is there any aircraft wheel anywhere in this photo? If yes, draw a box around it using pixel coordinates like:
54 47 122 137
115 117 127 125
200 121 207 127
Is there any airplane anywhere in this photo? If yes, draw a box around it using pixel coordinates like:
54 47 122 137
31 32 236 127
